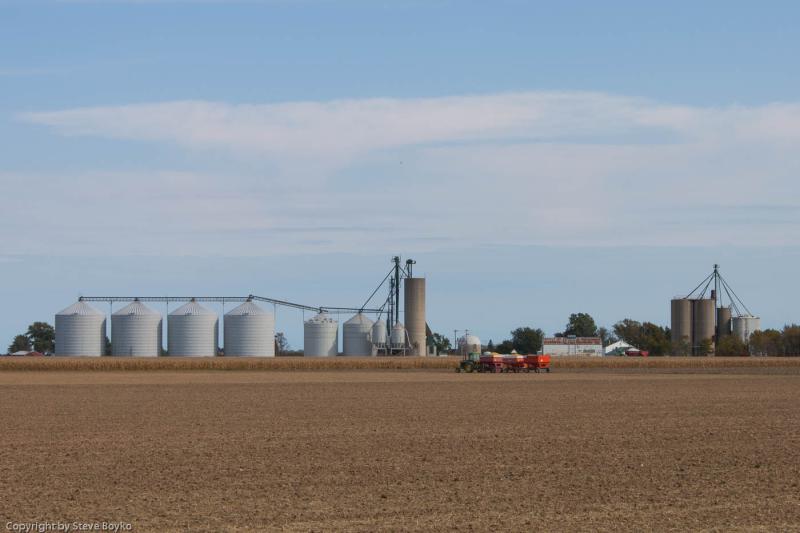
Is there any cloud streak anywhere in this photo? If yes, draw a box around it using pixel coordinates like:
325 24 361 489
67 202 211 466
21 92 800 158
12 91 800 254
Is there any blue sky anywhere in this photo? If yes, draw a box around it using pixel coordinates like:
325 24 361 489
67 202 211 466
1 0 799 349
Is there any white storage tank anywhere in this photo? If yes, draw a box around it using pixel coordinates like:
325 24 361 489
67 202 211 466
732 316 761 343
111 299 162 357
168 299 218 357
390 322 406 349
459 333 482 355
55 301 106 356
224 300 275 357
304 312 338 356
343 313 374 356
371 319 388 347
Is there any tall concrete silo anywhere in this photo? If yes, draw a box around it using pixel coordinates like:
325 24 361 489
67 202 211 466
404 277 426 356
670 299 692 347
692 298 715 354
55 301 106 356
732 316 761 343
224 300 275 357
343 313 373 356
674 264 760 355
304 312 338 356
717 306 732 340
168 299 218 357
111 299 162 357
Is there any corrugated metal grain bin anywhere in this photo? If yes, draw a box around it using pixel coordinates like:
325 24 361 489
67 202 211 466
304 312 338 356
224 300 275 357
55 301 106 356
168 299 218 357
111 299 162 357
343 313 373 356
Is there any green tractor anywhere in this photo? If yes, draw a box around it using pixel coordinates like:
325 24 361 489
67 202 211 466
456 352 482 373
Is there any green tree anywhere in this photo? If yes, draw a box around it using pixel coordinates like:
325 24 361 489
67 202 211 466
486 339 494 351
510 327 544 354
26 322 55 353
697 338 713 356
639 322 671 356
564 313 598 337
495 340 514 354
783 325 800 356
275 332 290 355
749 329 783 356
613 319 643 346
613 319 671 356
430 333 451 353
715 335 747 356
671 336 691 356
8 335 32 353
597 327 616 346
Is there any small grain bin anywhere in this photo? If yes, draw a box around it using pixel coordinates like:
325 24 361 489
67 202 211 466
343 313 374 356
304 312 338 356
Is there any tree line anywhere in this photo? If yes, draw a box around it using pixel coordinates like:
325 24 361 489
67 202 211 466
480 312 800 356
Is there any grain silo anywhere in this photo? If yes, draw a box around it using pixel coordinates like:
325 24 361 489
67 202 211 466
732 316 761 343
111 299 162 357
55 301 106 356
304 312 338 356
404 277 426 356
672 264 760 355
371 319 387 353
390 322 406 350
692 298 715 354
670 299 692 346
224 300 275 357
343 313 373 356
717 306 732 339
168 299 218 357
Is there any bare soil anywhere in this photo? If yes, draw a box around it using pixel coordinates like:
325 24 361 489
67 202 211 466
1 370 799 532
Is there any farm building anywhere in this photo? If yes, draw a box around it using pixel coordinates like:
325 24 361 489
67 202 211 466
543 336 603 357
604 340 634 355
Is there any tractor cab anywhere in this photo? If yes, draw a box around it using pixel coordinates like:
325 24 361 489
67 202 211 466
456 352 482 373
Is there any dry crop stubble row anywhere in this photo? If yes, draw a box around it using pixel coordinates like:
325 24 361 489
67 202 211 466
1 355 800 371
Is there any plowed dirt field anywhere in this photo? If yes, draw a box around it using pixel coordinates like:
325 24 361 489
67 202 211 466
1 370 799 531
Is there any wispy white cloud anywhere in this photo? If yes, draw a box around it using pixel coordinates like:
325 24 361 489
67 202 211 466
11 91 800 254
18 93 680 163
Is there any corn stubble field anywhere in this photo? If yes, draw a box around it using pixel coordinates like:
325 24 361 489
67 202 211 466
2 359 800 532
3 355 800 371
